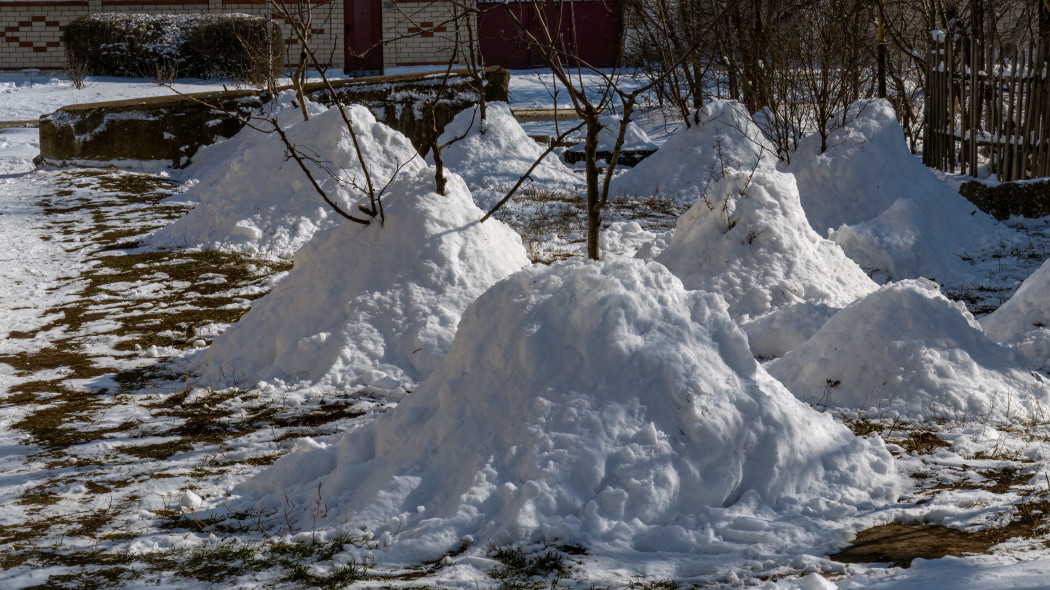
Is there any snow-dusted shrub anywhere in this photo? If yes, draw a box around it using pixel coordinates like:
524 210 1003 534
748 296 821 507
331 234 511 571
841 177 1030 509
64 13 282 80
235 258 898 569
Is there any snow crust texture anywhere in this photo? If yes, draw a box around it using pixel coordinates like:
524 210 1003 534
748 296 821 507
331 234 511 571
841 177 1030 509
200 167 529 392
238 258 898 567
788 99 1011 285
433 101 579 187
769 279 1047 421
982 258 1050 372
655 168 877 357
149 100 424 259
614 100 777 204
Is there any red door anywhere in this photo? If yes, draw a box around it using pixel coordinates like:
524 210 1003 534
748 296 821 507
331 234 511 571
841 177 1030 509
345 0 383 75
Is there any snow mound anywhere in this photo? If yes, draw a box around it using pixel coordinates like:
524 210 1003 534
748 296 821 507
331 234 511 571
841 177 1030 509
654 168 877 356
982 258 1050 372
768 279 1046 420
432 101 579 187
236 258 898 566
172 91 327 185
788 99 1012 285
149 103 424 259
613 99 777 205
566 113 658 153
199 168 529 392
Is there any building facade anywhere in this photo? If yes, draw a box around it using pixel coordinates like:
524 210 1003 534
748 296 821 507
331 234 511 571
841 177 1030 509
0 0 621 72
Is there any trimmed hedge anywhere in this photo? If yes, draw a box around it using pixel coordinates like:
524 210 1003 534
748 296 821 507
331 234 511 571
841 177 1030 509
64 13 283 82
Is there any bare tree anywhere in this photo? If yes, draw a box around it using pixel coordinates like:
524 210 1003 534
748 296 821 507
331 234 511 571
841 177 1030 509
476 0 715 260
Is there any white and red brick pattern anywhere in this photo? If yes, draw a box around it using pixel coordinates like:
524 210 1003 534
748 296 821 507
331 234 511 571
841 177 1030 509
0 0 468 71
0 0 346 70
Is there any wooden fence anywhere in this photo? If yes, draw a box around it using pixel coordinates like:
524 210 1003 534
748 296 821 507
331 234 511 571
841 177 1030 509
924 33 1050 181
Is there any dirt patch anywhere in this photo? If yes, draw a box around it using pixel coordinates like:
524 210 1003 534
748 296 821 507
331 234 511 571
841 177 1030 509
830 523 1000 567
833 505 1050 568
898 430 952 455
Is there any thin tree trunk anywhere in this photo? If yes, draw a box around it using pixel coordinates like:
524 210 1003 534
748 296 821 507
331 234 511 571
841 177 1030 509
584 107 601 260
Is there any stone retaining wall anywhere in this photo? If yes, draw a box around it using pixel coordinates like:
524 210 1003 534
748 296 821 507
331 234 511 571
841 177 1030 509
38 66 509 167
959 179 1050 220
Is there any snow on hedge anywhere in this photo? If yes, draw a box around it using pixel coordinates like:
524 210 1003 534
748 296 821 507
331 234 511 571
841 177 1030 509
149 102 424 259
655 168 877 358
788 99 1012 285
982 258 1050 372
768 279 1046 420
613 99 778 205
199 167 528 393
235 258 898 570
432 101 579 188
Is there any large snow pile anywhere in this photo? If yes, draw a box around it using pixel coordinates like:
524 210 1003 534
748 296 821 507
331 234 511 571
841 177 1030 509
172 91 326 185
655 168 878 357
613 99 778 205
199 168 529 393
565 112 658 154
236 258 898 569
982 258 1050 372
432 101 579 187
768 279 1046 420
149 103 424 259
788 99 1012 285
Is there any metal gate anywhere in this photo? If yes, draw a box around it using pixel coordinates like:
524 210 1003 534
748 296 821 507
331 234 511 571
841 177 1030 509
477 0 623 69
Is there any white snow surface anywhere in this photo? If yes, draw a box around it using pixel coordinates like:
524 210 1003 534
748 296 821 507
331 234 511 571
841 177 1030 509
236 258 898 569
768 279 1047 421
654 168 877 357
147 100 425 259
788 99 1013 285
613 99 778 205
431 101 579 187
199 167 529 392
982 257 1050 372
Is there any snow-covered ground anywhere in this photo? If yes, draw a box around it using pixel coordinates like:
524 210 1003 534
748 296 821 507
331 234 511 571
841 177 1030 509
2 69 1050 589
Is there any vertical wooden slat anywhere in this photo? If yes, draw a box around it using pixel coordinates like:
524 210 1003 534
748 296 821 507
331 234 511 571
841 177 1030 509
991 62 999 176
1011 48 1026 181
923 34 934 167
970 39 979 175
1036 43 1049 178
947 34 956 173
1020 45 1036 179
961 40 969 176
934 35 942 169
1031 43 1047 178
1005 50 1019 181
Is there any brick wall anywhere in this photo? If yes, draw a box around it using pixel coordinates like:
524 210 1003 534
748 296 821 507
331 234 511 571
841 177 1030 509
0 2 86 70
0 0 471 73
0 0 346 71
381 0 469 67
